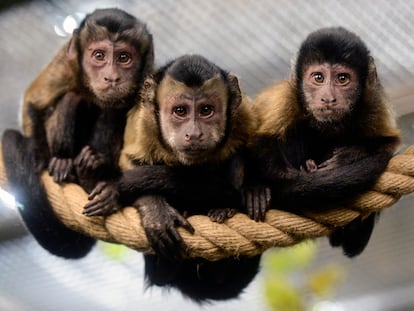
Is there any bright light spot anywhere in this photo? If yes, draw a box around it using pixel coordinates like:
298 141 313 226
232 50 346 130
313 301 345 311
63 15 78 34
0 187 19 211
53 13 84 37
54 24 67 37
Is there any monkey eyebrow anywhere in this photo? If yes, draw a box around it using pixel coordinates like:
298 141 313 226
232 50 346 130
179 93 208 101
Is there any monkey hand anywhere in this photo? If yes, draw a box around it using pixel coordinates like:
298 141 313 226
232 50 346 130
74 145 106 178
48 157 74 183
83 181 120 216
241 186 271 222
300 159 318 172
136 195 195 260
208 208 238 223
317 147 356 170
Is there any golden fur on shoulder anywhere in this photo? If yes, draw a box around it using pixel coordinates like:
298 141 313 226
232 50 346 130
253 58 401 142
22 41 79 136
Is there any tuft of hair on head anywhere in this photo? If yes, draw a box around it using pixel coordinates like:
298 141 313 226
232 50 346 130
78 8 153 53
295 27 371 82
164 54 228 88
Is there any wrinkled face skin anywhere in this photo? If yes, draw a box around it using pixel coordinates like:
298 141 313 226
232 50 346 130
82 39 140 107
302 63 359 124
157 76 228 165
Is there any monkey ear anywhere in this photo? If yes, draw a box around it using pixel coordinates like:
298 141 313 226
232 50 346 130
140 76 157 108
227 74 242 110
366 56 378 87
66 29 80 62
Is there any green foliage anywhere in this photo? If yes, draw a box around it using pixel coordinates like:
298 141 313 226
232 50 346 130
98 241 131 261
265 279 302 311
263 242 345 311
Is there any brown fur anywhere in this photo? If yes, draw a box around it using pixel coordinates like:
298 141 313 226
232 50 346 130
22 42 79 136
254 58 401 145
120 76 256 169
22 12 153 137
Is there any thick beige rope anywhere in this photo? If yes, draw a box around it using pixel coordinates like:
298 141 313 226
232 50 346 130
1 146 414 261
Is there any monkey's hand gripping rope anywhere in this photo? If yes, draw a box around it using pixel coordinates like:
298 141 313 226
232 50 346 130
1 147 414 261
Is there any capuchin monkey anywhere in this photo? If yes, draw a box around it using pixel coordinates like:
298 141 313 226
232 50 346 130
243 27 401 257
1 8 154 258
85 55 261 302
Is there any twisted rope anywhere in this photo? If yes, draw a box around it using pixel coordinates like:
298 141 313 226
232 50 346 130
1 146 414 261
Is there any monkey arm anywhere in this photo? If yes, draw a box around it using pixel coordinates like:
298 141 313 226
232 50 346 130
275 145 395 202
117 165 240 207
43 92 82 182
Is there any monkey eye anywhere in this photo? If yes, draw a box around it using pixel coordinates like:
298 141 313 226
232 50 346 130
336 73 351 85
311 72 324 83
173 106 187 117
118 53 132 64
199 105 214 117
93 50 105 61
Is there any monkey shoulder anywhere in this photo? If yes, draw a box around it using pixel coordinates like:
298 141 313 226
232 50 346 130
22 42 79 136
119 104 178 169
253 80 300 139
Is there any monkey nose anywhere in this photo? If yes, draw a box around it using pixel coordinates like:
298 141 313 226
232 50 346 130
104 76 121 83
321 97 336 103
185 133 203 142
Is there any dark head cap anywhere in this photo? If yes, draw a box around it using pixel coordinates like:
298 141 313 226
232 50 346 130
295 27 370 82
162 54 227 87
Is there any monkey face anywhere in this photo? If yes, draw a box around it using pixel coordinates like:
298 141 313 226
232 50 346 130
301 63 359 123
82 39 140 107
157 81 228 165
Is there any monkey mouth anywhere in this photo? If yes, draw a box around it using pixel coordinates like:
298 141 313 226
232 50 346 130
182 148 208 156
314 108 335 117
180 146 212 159
311 107 347 122
101 85 126 96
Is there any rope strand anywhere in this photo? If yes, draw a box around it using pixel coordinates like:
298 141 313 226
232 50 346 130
1 146 413 260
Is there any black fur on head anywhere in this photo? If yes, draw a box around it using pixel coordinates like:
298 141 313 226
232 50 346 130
152 54 241 113
80 8 139 33
295 27 371 84
78 8 153 47
154 54 228 87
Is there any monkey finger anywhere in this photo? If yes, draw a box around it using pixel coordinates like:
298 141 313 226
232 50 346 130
84 195 116 216
88 181 108 199
48 157 57 174
265 187 272 203
244 190 255 220
62 160 73 181
174 216 195 234
209 210 225 223
81 155 95 172
91 156 105 170
168 228 189 258
83 201 107 216
227 208 237 218
54 159 65 183
74 145 91 167
252 189 261 222
150 232 179 260
83 206 102 216
84 204 113 216
258 191 268 221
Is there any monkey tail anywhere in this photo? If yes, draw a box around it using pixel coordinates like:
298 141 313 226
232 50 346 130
1 129 95 258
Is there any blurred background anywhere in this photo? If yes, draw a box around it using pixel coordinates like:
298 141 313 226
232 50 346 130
1 0 414 310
